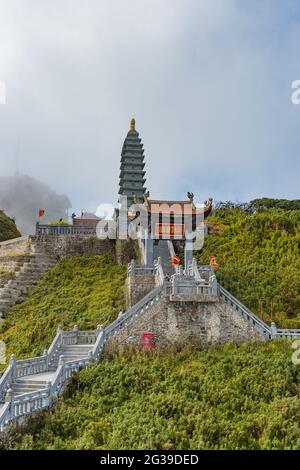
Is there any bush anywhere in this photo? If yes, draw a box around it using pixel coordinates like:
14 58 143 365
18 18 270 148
197 208 300 327
0 210 21 241
2 341 299 450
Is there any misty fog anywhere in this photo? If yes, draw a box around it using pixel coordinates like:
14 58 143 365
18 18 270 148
0 174 71 235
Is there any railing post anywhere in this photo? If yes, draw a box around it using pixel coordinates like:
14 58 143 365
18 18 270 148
210 275 218 296
271 322 278 339
172 274 179 295
47 380 52 399
191 258 197 276
10 354 16 379
128 259 136 277
97 324 103 335
73 324 78 344
43 349 49 371
5 388 13 420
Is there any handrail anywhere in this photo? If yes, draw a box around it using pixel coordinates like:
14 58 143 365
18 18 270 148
0 363 14 402
105 286 163 339
154 258 164 286
47 328 62 365
92 330 104 360
0 402 10 432
219 285 272 338
14 355 48 378
36 224 97 236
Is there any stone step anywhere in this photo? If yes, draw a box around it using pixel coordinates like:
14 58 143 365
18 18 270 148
12 386 48 396
25 260 55 266
21 267 47 274
0 299 12 308
0 292 22 302
16 379 49 386
60 345 93 351
12 382 46 391
49 353 91 368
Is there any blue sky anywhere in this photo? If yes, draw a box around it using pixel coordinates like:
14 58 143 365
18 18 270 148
0 0 299 214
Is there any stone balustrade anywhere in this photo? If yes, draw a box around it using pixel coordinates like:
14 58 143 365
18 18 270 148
127 260 155 278
36 224 97 236
0 326 104 432
219 285 273 339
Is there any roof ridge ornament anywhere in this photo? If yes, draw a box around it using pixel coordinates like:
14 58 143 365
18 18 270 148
130 117 136 131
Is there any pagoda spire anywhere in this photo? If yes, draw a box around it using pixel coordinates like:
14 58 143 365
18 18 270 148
118 118 147 208
130 118 135 131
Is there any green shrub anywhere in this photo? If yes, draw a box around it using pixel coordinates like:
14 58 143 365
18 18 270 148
0 210 21 241
0 254 126 365
48 220 69 226
2 341 299 450
197 208 300 328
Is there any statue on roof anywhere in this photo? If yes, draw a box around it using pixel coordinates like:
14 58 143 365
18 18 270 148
187 192 194 202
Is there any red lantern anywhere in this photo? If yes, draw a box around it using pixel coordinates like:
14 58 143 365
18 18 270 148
172 255 181 266
210 256 219 270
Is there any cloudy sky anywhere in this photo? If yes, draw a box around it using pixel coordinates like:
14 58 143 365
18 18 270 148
0 0 299 215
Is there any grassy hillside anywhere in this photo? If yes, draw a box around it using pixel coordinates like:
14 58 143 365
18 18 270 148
0 210 21 242
0 254 126 365
196 208 300 328
1 341 299 450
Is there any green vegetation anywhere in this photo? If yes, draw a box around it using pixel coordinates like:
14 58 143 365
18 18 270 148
0 270 13 277
250 198 300 211
0 254 126 366
197 208 300 328
48 220 69 225
1 341 299 450
0 210 21 242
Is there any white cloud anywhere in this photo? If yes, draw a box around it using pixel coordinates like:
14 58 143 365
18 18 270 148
0 0 299 213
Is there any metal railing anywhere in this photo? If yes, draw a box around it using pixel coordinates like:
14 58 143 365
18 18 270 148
36 224 97 236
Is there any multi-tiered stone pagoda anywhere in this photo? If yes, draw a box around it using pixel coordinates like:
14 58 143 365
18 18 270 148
119 118 147 207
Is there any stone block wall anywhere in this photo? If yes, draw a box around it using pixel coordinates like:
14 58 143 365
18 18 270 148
116 239 141 265
125 275 155 308
33 235 115 260
105 293 265 352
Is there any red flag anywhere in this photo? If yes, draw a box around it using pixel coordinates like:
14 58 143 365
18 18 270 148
38 209 45 217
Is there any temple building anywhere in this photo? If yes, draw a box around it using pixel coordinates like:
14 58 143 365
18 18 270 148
118 119 213 269
118 118 147 207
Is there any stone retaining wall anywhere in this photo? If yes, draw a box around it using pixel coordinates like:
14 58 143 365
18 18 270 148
125 275 156 308
33 235 115 260
105 293 265 351
0 237 33 257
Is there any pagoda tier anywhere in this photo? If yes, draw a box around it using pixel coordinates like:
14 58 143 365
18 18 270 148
118 118 147 206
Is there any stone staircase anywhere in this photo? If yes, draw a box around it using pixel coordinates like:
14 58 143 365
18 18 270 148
0 326 103 431
153 240 174 274
1 256 300 433
0 249 57 318
48 344 94 370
